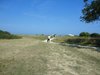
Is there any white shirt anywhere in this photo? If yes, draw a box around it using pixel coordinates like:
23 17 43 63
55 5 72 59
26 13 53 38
48 36 51 39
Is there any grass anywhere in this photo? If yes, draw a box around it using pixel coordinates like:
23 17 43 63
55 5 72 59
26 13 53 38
53 36 78 43
0 35 100 75
21 35 47 40
53 36 100 47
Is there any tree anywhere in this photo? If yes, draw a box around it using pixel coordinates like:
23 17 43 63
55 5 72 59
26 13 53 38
90 33 100 37
81 0 100 23
79 32 90 37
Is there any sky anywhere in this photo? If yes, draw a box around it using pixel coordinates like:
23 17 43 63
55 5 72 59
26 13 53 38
0 0 100 35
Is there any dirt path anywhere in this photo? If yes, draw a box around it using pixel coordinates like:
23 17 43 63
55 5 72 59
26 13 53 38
0 38 100 75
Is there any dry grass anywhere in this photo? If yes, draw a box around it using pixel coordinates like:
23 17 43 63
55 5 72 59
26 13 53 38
53 36 78 43
0 36 100 75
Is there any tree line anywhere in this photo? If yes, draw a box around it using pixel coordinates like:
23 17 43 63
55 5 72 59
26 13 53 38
79 32 100 38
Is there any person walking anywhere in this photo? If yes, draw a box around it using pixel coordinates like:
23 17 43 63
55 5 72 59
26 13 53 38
47 35 51 42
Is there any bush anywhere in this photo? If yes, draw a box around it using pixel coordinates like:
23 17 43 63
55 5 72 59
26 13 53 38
65 38 100 47
65 38 88 45
0 30 22 39
79 32 90 37
90 33 100 38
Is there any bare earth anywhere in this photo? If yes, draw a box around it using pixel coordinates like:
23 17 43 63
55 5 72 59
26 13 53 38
0 37 100 75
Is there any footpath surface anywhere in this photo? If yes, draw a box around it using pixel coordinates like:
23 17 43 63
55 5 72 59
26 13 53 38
0 38 100 75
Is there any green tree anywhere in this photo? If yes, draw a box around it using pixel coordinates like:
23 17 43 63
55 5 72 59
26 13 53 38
81 0 100 23
79 32 90 37
90 33 100 37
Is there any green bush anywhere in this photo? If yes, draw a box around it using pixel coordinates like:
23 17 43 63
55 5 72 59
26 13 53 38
90 33 100 37
65 38 100 47
65 38 88 44
0 30 21 39
79 32 90 37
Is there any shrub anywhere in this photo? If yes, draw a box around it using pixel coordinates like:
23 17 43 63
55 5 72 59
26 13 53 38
90 33 100 38
79 32 90 37
0 30 22 39
65 38 100 47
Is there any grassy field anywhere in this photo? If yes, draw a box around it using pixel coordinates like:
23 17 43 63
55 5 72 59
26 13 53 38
53 36 100 47
0 36 100 75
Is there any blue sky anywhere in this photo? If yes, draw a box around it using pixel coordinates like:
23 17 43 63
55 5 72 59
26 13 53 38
0 0 100 35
